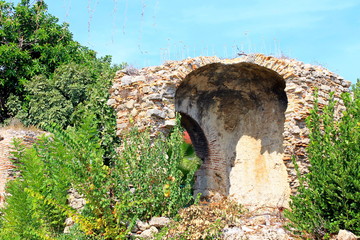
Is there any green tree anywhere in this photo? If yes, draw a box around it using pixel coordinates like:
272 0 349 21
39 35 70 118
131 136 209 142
286 81 360 239
20 57 123 164
0 0 96 122
23 61 100 127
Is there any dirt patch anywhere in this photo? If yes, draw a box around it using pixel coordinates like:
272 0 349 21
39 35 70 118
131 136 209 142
0 126 44 207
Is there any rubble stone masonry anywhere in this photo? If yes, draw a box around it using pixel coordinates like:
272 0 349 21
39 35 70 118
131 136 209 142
108 53 351 208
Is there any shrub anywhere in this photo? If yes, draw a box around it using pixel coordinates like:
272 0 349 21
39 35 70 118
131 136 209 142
111 123 197 223
286 81 360 239
0 137 70 239
0 115 198 239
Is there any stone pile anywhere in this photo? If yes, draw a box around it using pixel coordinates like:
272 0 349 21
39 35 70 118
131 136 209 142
129 213 291 240
130 216 171 239
129 214 358 240
222 212 291 240
109 53 351 195
63 188 86 233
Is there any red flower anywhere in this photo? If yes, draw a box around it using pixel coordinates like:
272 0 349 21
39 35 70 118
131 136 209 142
183 131 192 144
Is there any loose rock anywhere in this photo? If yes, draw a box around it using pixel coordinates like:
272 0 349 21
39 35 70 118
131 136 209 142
337 229 357 240
136 219 150 231
139 226 158 239
149 216 170 228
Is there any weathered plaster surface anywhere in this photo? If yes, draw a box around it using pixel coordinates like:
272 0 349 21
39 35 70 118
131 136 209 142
175 62 289 207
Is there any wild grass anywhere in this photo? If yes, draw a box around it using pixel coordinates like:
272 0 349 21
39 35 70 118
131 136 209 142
0 118 42 132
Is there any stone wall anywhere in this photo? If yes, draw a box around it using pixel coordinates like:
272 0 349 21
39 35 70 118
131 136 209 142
108 54 351 208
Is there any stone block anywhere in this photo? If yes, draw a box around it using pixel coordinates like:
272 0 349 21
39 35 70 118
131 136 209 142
164 119 176 127
125 99 136 109
139 226 158 239
134 75 146 82
337 230 357 240
106 98 116 106
147 93 162 100
120 76 133 86
136 219 150 231
146 109 166 119
142 86 152 93
149 217 170 228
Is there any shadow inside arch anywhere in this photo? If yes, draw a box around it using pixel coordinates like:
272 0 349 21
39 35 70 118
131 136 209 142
174 62 290 204
178 112 209 162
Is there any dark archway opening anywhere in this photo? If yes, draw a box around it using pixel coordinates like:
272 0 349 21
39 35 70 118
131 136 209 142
179 112 209 162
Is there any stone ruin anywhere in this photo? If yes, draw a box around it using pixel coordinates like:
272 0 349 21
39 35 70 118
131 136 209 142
108 53 351 209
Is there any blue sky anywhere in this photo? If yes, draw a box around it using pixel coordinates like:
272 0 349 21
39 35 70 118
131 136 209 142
11 0 360 82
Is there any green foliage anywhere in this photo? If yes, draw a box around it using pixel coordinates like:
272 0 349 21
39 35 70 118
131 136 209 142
0 0 100 122
1 0 123 169
286 81 360 239
0 2 199 239
0 115 197 239
25 73 75 127
22 59 118 127
112 123 197 221
0 137 70 240
10 56 123 163
69 57 124 164
178 141 201 178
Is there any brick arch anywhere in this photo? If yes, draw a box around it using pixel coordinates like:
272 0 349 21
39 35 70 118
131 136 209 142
179 112 209 162
175 62 290 207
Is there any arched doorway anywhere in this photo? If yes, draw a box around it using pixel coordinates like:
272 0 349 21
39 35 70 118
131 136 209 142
175 62 290 207
178 112 209 162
